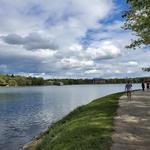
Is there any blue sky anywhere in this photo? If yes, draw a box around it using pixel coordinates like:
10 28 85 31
0 0 149 78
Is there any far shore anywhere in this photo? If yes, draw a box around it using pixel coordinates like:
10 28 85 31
0 82 141 88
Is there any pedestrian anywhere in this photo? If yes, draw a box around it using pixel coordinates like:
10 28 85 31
141 81 145 91
125 81 132 100
146 82 149 90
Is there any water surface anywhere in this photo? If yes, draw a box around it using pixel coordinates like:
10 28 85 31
0 84 140 150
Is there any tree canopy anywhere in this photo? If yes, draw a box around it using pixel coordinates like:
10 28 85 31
123 0 150 49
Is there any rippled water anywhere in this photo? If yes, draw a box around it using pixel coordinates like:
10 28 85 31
0 84 140 150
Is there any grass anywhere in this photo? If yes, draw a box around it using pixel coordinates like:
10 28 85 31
35 92 123 150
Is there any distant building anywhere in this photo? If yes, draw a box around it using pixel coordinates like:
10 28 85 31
54 82 64 86
45 80 54 85
93 78 106 84
58 82 64 86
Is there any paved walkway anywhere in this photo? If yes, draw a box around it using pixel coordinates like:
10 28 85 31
111 90 150 150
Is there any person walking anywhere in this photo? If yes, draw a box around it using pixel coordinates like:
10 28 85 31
125 81 132 100
146 82 149 90
141 81 145 91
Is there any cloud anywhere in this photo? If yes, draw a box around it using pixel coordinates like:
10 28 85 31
86 41 121 60
0 64 8 74
0 0 114 41
1 33 58 50
127 61 138 66
85 69 102 75
2 34 24 45
57 58 94 70
103 20 124 31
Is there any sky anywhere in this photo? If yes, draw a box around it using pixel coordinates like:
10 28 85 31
0 0 149 79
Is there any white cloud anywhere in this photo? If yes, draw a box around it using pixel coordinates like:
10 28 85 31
86 41 121 60
0 64 7 70
85 69 102 74
128 61 138 66
57 58 94 69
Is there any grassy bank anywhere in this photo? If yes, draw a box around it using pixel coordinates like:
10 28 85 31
26 92 123 150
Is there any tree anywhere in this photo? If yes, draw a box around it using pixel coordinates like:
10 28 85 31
8 80 17 86
0 78 7 86
142 67 150 72
15 76 27 86
123 0 150 49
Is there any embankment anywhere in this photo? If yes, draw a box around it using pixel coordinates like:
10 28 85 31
24 92 123 150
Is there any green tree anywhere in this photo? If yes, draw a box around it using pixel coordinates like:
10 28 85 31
123 0 150 49
15 76 27 86
31 77 45 85
0 78 7 86
8 79 17 86
142 67 150 72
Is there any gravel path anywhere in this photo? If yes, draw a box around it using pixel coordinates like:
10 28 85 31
111 90 150 150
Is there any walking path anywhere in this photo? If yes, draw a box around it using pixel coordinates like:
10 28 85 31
111 90 150 150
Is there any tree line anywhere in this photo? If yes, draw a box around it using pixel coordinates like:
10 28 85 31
0 74 150 86
0 74 45 86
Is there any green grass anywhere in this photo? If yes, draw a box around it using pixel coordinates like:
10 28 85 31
36 92 123 150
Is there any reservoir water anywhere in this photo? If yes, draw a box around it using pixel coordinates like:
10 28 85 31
0 84 140 150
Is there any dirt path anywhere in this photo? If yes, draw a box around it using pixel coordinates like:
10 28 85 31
111 90 150 150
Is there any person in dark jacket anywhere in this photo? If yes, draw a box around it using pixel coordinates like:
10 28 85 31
141 82 145 91
146 82 149 90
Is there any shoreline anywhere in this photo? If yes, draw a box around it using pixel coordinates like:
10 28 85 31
0 83 141 88
23 92 124 150
23 125 55 150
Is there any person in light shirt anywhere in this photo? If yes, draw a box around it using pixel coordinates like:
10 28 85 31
125 80 132 100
